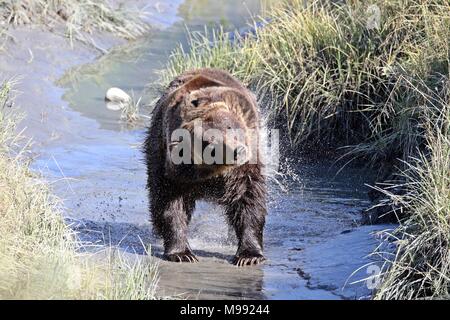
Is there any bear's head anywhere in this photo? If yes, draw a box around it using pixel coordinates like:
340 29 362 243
164 74 259 180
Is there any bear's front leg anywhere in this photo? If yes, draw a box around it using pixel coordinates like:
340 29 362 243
151 190 198 263
222 166 267 267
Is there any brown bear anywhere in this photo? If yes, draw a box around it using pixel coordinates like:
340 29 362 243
144 68 267 266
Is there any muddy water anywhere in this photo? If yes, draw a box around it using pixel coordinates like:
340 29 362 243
33 0 391 300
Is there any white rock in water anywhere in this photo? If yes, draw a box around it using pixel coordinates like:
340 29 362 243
105 87 131 104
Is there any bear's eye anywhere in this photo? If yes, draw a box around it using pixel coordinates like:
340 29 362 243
191 99 200 107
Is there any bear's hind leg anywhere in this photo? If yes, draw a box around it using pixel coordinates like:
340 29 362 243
151 192 198 263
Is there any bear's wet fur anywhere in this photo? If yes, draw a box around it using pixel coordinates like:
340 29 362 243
144 68 267 266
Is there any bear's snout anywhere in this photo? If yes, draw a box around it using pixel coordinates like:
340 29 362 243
198 138 248 166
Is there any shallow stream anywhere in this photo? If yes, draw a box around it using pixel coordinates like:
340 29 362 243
33 0 392 300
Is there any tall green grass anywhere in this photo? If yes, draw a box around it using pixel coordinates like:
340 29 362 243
0 80 159 299
375 92 450 299
161 0 450 298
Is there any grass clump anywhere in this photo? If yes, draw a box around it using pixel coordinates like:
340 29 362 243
120 92 144 126
0 0 149 41
375 98 450 299
161 0 450 299
0 80 159 299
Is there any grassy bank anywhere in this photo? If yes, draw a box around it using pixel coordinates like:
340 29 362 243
0 0 148 43
161 0 450 299
374 94 450 299
375 124 450 299
0 81 158 299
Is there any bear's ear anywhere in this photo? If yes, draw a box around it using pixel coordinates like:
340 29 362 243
167 75 225 107
181 75 225 92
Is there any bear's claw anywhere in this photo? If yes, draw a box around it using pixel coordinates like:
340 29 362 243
233 254 266 267
165 251 199 263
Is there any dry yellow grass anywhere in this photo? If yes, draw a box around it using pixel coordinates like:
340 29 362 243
0 0 149 52
0 80 159 299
